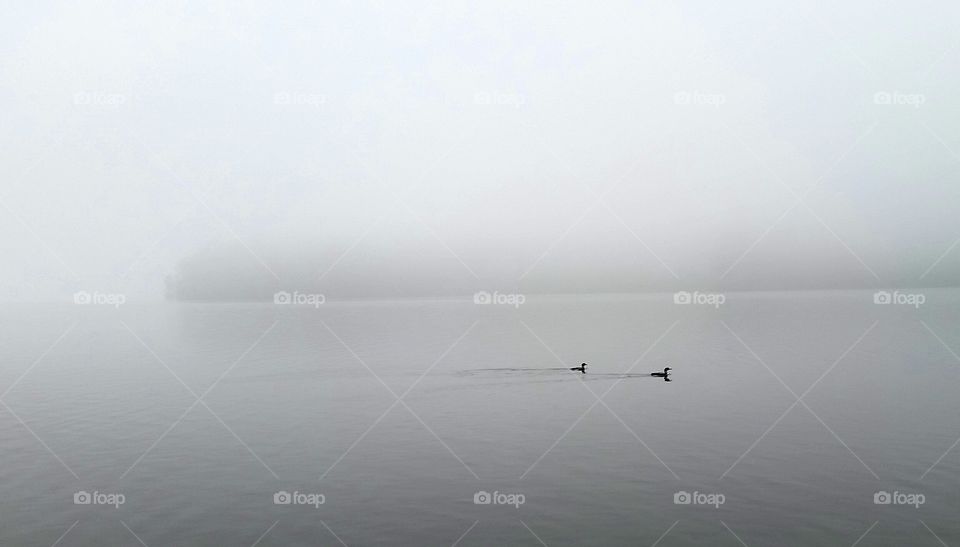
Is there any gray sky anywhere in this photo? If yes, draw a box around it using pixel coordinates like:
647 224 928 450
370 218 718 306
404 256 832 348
1 0 959 301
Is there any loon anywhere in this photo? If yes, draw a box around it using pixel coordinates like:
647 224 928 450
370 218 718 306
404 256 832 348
570 363 587 373
651 367 671 377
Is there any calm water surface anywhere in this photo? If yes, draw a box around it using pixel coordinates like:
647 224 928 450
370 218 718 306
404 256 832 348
2 290 959 545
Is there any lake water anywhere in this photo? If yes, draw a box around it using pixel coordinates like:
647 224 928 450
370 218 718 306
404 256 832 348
2 290 959 545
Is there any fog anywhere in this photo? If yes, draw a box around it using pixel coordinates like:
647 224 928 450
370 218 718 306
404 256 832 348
2 1 958 301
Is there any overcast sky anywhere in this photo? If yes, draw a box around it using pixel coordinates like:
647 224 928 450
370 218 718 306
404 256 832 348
1 0 959 301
